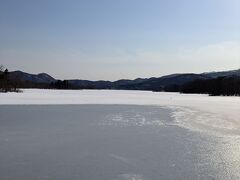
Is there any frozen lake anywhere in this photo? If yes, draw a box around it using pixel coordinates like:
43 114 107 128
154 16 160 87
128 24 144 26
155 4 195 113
1 104 240 180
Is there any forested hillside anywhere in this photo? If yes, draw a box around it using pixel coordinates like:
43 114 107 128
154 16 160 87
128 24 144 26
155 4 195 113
1 66 240 96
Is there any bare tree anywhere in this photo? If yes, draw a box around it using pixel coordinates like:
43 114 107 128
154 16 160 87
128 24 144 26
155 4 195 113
0 65 4 72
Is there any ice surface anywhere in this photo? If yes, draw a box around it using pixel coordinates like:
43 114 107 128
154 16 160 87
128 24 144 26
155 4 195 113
1 105 240 180
0 89 240 136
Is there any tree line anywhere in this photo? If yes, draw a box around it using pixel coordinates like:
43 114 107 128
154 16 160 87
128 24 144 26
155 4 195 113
179 76 240 96
0 65 20 92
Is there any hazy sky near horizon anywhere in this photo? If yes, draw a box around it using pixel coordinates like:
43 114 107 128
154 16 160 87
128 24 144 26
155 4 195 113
0 0 240 80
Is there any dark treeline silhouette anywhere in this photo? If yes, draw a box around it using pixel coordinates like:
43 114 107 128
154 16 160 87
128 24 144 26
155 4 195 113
50 80 95 89
0 66 21 92
50 80 69 89
180 76 240 96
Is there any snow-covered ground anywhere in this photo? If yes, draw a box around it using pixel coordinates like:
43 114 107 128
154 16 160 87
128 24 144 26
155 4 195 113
0 89 240 136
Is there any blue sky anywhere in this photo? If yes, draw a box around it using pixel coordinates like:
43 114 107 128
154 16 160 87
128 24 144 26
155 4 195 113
0 0 240 80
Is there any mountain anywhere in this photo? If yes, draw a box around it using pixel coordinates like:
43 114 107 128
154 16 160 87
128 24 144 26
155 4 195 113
9 71 56 84
117 73 211 91
8 69 240 91
202 69 240 78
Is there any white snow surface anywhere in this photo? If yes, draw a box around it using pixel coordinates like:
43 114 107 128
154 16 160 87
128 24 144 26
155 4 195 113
1 89 240 136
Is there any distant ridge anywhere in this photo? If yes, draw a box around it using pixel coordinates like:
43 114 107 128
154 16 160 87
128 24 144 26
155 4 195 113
9 69 240 91
9 71 56 84
202 69 240 78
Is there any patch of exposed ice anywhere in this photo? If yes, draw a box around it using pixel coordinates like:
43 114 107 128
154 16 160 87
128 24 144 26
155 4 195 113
171 106 240 136
114 173 143 180
99 110 165 127
109 154 130 164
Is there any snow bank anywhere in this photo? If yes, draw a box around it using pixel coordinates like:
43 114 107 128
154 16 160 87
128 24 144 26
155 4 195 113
0 89 240 135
